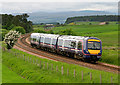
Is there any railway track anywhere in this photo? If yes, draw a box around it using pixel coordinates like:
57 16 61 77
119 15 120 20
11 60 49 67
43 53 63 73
15 33 119 74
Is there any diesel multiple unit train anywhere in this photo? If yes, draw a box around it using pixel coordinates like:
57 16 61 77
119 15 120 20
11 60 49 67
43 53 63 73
30 33 102 62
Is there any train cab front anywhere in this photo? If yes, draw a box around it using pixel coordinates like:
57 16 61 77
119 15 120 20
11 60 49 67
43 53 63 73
83 38 102 62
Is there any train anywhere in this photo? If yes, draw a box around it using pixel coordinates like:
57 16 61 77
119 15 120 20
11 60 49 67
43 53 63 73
30 33 102 62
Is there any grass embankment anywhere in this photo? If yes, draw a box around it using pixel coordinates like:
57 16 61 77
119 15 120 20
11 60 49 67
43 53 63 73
2 48 118 83
2 64 32 83
1 42 32 83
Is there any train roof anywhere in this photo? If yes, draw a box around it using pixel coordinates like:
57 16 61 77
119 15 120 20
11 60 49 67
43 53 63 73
31 33 59 39
59 35 90 40
31 33 99 40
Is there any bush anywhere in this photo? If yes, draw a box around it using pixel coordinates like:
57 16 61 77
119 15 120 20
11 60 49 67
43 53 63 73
58 28 76 36
1 29 8 41
8 24 15 30
4 30 21 49
12 26 26 34
47 30 54 34
34 29 47 33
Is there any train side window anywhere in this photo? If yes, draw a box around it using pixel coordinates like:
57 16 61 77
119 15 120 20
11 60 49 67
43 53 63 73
58 39 63 46
64 40 71 48
78 41 82 50
45 38 51 44
70 41 76 49
36 38 39 42
52 39 56 45
40 37 44 43
33 38 36 42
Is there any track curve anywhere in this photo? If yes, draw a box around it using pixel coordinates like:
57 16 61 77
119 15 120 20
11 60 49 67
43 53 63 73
15 33 119 74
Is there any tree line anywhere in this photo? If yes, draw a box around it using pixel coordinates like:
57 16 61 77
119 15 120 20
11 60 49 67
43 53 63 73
65 15 118 24
1 14 33 33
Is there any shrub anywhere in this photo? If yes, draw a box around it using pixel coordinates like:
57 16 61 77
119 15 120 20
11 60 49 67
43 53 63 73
4 30 21 49
1 29 8 41
8 24 15 30
58 28 76 36
12 26 26 34
47 30 54 34
34 29 47 33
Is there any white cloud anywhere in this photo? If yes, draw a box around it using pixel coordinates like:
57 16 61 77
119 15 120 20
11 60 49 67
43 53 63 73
0 0 119 2
1 2 118 14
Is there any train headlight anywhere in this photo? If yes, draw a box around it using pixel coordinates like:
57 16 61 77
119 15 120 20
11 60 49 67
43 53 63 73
86 50 89 53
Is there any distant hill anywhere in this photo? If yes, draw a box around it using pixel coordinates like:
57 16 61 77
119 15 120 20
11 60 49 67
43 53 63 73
65 15 118 24
13 10 116 24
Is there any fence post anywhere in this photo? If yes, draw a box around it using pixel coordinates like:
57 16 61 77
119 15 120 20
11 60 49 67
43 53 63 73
51 64 53 71
81 71 83 80
90 72 92 80
61 66 63 75
29 57 31 63
74 69 76 78
111 76 113 84
23 55 24 60
36 59 38 65
40 61 41 68
67 69 69 76
28 56 29 62
43 62 45 69
25 56 26 62
15 53 16 56
47 62 49 69
56 65 58 72
3 47 5 51
33 59 34 64
100 74 102 84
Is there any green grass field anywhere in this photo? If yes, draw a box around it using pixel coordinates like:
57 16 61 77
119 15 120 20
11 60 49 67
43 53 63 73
2 64 32 83
52 24 118 46
2 48 118 83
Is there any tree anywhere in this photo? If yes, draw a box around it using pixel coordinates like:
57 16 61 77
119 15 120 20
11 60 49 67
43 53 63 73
1 14 33 33
4 30 21 49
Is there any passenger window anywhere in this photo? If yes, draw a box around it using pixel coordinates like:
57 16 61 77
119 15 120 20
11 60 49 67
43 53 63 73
78 41 82 50
52 39 56 45
33 38 36 42
58 39 63 46
70 41 76 49
40 37 44 43
45 38 51 44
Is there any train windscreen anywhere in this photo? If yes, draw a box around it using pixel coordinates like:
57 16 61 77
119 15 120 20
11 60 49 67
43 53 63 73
88 41 100 50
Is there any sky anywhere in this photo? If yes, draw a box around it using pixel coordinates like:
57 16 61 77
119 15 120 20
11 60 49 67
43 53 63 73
0 0 119 14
